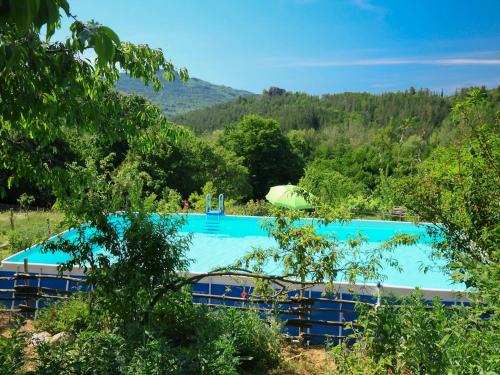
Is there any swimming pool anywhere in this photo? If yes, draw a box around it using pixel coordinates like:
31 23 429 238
0 213 469 343
1 213 464 292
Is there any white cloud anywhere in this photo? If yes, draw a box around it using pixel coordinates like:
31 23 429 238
284 57 500 67
350 0 386 14
351 0 377 11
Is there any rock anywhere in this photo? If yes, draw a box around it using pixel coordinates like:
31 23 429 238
30 331 52 346
49 331 72 344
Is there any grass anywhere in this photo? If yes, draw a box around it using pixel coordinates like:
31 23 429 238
0 210 64 261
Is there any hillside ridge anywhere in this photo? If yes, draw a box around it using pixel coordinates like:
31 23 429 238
172 86 499 134
116 72 255 116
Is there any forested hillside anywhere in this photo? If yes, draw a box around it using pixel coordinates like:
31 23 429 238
174 86 498 135
116 72 254 116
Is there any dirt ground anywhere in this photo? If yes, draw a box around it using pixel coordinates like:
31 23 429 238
266 345 335 375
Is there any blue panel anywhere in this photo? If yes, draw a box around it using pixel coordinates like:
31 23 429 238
0 271 16 309
0 270 466 344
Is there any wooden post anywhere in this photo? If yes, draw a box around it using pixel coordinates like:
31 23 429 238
10 208 14 230
376 281 382 310
23 257 33 312
46 218 51 237
299 282 306 341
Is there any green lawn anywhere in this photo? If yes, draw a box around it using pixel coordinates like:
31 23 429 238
0 210 64 261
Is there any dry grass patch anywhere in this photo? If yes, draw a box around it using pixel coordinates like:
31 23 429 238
0 210 64 260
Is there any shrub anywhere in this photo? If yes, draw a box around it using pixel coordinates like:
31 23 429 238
34 330 127 375
0 321 26 375
239 200 273 216
157 188 183 213
31 291 284 374
124 339 180 375
150 292 283 372
188 181 217 212
328 343 388 375
35 297 91 334
219 308 282 370
337 291 500 375
7 231 35 253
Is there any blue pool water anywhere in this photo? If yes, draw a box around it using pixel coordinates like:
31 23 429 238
3 214 463 290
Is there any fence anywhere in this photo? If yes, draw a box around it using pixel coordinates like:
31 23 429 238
191 291 369 343
0 272 373 343
0 272 88 313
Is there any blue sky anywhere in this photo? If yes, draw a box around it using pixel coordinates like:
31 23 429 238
59 0 500 94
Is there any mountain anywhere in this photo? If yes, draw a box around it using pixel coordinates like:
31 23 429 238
116 73 255 117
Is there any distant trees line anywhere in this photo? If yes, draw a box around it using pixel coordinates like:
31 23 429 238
2 85 499 215
173 86 497 134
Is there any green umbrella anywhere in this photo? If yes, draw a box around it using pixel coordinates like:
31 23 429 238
265 185 314 210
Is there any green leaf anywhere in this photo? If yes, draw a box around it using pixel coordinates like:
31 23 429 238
439 333 451 347
58 0 70 15
45 0 60 39
99 26 120 46
9 0 40 32
94 32 115 65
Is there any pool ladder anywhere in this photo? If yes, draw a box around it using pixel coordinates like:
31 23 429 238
205 193 224 217
205 193 224 233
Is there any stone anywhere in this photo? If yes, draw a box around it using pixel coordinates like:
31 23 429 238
49 331 72 344
30 331 52 346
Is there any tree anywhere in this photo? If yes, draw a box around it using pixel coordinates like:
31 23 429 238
263 87 286 97
233 208 409 338
0 0 187 196
395 89 499 294
124 123 252 201
222 115 303 198
299 159 367 207
17 193 35 217
287 129 315 165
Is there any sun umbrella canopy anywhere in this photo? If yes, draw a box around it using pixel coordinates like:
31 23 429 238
265 185 314 210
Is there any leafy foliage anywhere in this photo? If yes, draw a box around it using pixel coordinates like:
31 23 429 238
0 320 26 375
333 292 500 375
394 89 499 291
124 124 252 201
28 292 283 375
300 160 367 207
0 0 187 196
35 297 91 334
222 115 303 198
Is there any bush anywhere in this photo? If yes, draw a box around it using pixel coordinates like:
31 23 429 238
329 343 388 375
188 181 217 212
344 194 382 212
0 321 26 375
157 188 183 213
124 339 180 375
150 292 283 372
35 297 91 334
30 292 283 375
220 308 282 370
7 230 35 253
336 291 500 375
35 330 127 375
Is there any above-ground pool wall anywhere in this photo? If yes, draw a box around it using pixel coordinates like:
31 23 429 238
0 268 89 310
0 265 470 345
187 275 469 345
191 281 370 345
